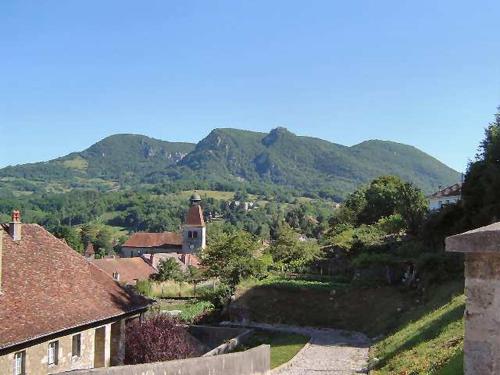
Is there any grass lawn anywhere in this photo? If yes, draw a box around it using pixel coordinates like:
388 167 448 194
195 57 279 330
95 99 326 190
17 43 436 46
371 294 464 374
153 299 215 324
237 330 309 369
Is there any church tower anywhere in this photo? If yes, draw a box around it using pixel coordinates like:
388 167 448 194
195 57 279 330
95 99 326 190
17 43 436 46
182 193 206 253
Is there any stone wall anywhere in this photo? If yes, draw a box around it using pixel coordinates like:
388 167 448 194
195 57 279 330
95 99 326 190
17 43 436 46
446 222 500 375
68 344 271 375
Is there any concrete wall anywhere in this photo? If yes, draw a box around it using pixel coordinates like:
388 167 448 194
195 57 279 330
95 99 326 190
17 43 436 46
69 344 270 375
0 327 95 374
446 222 500 375
188 325 249 350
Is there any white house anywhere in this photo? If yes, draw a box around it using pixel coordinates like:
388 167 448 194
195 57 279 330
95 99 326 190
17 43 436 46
428 183 462 211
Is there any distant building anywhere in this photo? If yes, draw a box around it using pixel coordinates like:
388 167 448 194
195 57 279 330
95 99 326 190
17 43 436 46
121 193 207 258
182 193 207 253
0 211 149 373
428 183 462 210
90 257 157 285
121 232 183 257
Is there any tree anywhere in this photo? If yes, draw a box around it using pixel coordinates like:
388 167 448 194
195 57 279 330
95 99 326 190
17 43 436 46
462 107 500 227
358 176 404 224
396 182 428 235
52 225 83 252
125 314 198 364
269 223 321 272
156 258 184 282
201 229 263 288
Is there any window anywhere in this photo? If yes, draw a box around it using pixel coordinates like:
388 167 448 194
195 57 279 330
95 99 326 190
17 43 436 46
48 341 58 366
188 231 193 239
72 334 81 358
193 231 198 238
13 351 25 375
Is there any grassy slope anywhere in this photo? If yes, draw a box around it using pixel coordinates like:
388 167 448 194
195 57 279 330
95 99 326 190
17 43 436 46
235 278 463 337
371 295 464 374
234 277 464 373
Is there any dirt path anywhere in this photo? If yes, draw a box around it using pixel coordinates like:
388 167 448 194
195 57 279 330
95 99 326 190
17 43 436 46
224 322 370 375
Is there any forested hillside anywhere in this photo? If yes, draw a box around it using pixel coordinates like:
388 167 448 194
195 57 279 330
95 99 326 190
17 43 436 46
0 128 459 199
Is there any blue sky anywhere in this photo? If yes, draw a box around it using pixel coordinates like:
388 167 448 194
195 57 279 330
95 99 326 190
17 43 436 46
1 1 500 172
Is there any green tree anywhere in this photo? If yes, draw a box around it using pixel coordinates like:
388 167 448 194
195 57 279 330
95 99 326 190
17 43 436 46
201 229 263 288
52 225 84 252
156 258 184 282
463 107 500 227
396 182 428 235
359 176 404 224
268 223 321 272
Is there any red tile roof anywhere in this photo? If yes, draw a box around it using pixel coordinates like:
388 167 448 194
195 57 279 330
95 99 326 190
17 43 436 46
0 224 149 351
91 257 156 284
429 183 462 199
122 232 183 248
186 205 205 226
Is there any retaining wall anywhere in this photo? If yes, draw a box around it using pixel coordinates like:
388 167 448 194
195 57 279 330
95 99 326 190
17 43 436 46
67 344 270 375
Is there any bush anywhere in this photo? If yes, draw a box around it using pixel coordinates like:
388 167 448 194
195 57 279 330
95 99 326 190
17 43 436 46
199 283 233 309
125 314 199 364
179 301 215 324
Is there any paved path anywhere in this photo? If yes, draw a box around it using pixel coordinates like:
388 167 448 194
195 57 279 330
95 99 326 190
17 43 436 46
222 322 370 375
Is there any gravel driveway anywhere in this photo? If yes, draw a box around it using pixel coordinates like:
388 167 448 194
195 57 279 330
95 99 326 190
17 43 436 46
224 322 370 375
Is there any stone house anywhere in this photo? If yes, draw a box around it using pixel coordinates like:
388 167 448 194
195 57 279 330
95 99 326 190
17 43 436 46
0 211 149 374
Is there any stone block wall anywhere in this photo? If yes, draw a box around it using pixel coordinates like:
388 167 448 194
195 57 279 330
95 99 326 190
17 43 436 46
446 222 500 375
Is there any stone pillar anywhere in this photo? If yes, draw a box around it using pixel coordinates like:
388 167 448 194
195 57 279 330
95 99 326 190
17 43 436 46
104 323 111 367
446 222 500 375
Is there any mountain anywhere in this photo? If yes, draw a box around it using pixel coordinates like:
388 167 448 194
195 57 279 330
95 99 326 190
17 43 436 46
0 129 460 199
0 134 195 193
176 127 459 196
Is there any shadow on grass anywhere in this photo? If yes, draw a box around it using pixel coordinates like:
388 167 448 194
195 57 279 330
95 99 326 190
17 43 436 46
437 349 463 375
374 303 465 370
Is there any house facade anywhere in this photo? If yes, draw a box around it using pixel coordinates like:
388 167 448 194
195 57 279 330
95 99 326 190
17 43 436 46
0 211 149 374
428 183 462 211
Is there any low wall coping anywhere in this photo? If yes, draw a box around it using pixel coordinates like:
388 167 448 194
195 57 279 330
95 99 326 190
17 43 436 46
446 222 500 253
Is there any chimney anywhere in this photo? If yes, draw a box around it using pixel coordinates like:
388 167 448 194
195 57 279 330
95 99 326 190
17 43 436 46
0 229 3 294
9 210 22 241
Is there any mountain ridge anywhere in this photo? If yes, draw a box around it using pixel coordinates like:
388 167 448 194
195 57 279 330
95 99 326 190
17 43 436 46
0 128 460 199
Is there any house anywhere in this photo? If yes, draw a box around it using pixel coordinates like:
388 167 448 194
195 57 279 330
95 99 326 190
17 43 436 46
121 232 183 258
0 211 150 374
428 183 462 211
90 257 157 285
121 193 207 258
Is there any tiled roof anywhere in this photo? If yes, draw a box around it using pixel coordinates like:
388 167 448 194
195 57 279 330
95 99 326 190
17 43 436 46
186 205 205 226
0 224 149 351
429 183 462 199
122 232 183 248
91 257 156 284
